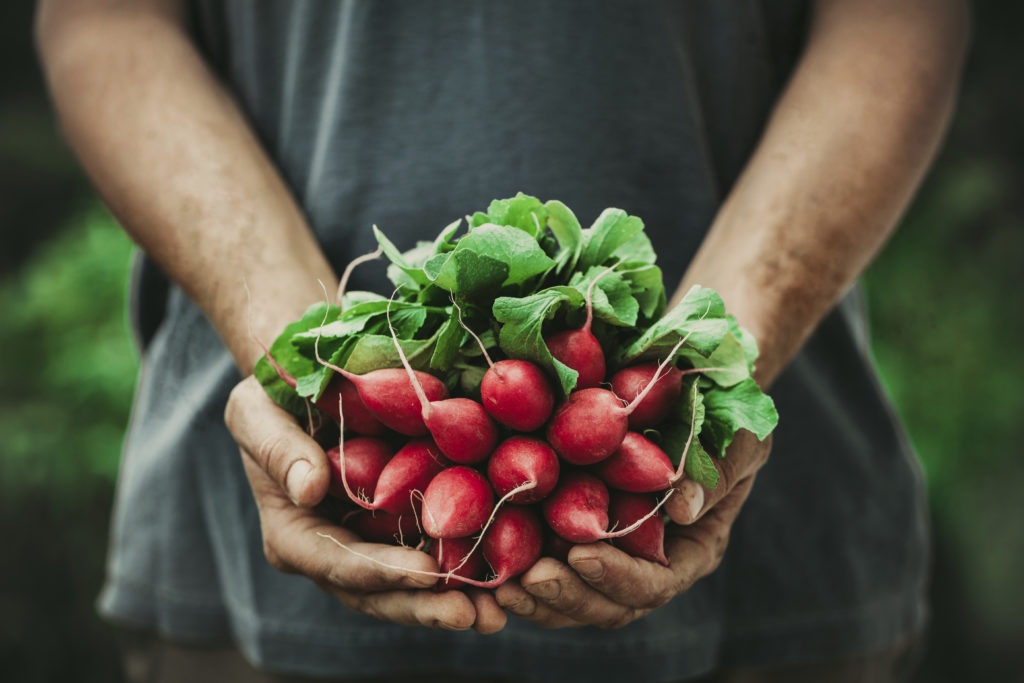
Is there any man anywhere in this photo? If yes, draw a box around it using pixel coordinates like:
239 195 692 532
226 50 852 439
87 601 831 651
37 0 967 680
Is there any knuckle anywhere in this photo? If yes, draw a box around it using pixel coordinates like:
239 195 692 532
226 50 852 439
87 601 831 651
642 587 674 610
254 433 291 480
262 537 290 573
224 378 255 429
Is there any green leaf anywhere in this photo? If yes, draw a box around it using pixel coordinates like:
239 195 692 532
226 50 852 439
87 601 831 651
452 224 555 286
569 266 639 327
475 192 548 238
545 200 583 273
493 287 583 394
254 302 339 416
727 314 760 371
341 290 386 309
373 225 430 287
578 208 645 270
425 248 509 297
432 219 463 252
429 311 465 370
701 378 779 458
388 306 429 338
342 334 438 374
619 286 731 364
684 439 720 490
611 229 657 266
689 332 749 387
675 377 706 435
662 418 719 490
620 264 666 320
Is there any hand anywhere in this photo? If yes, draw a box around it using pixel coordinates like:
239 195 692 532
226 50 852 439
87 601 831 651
494 430 770 628
224 376 508 634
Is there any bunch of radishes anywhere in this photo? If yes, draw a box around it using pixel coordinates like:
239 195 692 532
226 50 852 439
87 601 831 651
256 194 777 590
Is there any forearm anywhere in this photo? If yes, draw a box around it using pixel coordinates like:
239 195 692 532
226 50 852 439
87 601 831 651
36 0 336 375
674 0 968 387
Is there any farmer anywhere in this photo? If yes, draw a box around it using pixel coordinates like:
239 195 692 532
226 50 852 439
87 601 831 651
37 0 967 681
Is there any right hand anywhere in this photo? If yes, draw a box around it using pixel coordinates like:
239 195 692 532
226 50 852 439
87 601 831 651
224 376 507 634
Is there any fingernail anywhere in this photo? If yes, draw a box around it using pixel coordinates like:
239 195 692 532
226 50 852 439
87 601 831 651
505 597 536 616
678 479 704 523
572 558 605 580
525 580 560 600
286 460 312 504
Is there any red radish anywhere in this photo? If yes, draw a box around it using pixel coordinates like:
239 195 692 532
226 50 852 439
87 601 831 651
323 377 386 435
592 432 675 493
334 367 448 437
545 266 618 390
316 504 543 589
546 388 630 465
452 298 556 432
609 492 669 566
343 438 448 516
326 437 392 500
430 536 487 590
347 510 421 545
479 505 543 584
421 466 495 539
546 330 707 465
385 298 498 463
486 436 560 504
542 471 610 543
542 471 674 545
610 363 683 429
480 360 555 432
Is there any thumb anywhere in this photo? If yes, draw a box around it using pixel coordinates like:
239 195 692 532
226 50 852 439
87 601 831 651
225 375 330 506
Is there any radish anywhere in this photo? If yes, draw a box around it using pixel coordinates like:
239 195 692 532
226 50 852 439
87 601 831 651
545 388 630 465
544 266 617 390
316 504 543 589
421 466 495 539
453 299 556 432
479 505 544 584
486 436 559 504
385 298 498 463
320 376 386 435
430 536 487 590
545 331 708 465
608 492 668 566
342 438 448 516
326 437 392 500
542 471 672 545
610 363 683 429
347 509 421 545
479 359 555 432
591 432 675 493
542 471 610 543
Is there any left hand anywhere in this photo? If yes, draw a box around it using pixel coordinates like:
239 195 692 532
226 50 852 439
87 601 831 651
494 430 771 628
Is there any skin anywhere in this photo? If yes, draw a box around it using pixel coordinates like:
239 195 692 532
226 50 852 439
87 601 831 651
36 0 967 639
493 0 969 628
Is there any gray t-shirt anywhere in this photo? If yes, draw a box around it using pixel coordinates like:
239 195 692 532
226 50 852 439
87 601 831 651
99 2 928 680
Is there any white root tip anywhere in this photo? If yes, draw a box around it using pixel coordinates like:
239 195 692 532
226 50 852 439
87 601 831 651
337 244 384 310
602 488 676 539
315 531 499 589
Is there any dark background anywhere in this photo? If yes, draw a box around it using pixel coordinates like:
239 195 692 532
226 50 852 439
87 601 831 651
1 3 1021 681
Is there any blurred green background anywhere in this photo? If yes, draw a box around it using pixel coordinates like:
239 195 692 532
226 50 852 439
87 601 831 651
1 3 1021 682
